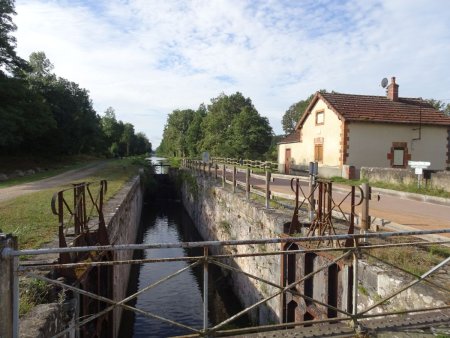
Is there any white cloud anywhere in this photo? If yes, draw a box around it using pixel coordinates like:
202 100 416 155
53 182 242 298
14 0 450 146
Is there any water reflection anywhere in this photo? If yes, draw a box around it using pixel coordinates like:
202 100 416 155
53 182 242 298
147 156 168 174
119 200 248 338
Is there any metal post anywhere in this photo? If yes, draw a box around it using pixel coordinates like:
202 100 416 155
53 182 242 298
0 234 19 338
215 164 218 180
361 183 369 235
265 170 271 209
222 164 226 188
352 248 359 329
203 247 209 336
232 166 236 193
246 167 250 200
345 186 357 247
308 162 316 222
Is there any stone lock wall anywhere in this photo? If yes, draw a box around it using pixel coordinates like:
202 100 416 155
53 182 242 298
180 171 290 324
179 171 353 324
105 176 144 338
357 259 449 315
180 169 449 326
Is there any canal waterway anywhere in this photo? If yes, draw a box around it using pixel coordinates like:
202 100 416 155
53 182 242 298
119 193 248 337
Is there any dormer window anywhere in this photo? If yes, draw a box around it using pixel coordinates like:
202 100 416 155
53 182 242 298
315 111 324 125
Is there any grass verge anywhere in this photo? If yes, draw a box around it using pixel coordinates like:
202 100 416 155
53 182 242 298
0 157 146 249
365 237 450 276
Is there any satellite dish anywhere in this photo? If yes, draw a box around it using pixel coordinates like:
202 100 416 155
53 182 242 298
381 78 388 88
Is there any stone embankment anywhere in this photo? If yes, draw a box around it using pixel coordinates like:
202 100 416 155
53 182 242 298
180 170 290 324
179 169 449 325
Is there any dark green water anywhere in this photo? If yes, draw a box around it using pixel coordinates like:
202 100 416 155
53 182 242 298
119 200 248 338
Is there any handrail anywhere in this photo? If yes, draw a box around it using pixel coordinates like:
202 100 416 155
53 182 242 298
211 157 279 172
182 159 306 212
181 159 382 239
3 232 449 337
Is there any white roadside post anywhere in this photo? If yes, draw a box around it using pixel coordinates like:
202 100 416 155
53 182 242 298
408 161 431 189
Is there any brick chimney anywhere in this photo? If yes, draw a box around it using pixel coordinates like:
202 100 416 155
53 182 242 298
387 76 399 101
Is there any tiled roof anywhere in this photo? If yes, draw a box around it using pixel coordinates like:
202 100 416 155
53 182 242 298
278 130 300 144
319 92 450 126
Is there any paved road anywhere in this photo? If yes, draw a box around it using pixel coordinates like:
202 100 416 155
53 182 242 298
225 170 450 238
0 161 108 203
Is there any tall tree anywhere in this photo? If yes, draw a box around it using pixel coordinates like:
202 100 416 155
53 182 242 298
0 72 54 152
27 51 55 83
101 106 125 155
159 109 195 157
121 123 135 156
229 106 273 159
427 98 450 116
201 92 254 156
0 0 26 73
186 104 206 156
132 132 152 155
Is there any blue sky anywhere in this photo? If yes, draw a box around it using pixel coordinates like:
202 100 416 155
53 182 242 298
14 0 450 147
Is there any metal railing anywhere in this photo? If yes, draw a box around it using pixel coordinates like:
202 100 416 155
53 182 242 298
1 230 450 337
211 157 279 172
183 159 302 209
182 159 371 233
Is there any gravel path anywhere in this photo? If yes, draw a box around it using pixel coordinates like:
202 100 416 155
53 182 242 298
0 161 108 203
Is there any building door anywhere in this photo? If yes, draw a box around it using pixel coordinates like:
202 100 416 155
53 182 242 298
285 148 291 174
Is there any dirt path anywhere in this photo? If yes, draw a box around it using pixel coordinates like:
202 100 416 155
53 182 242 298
0 161 108 203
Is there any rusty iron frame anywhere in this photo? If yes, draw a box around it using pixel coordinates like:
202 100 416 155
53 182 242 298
304 179 364 247
3 229 449 338
51 180 109 264
49 180 112 337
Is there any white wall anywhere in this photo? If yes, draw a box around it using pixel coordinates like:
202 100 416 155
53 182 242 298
347 123 448 170
278 99 343 169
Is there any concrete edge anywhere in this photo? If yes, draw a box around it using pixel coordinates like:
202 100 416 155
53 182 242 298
370 186 450 205
332 183 450 206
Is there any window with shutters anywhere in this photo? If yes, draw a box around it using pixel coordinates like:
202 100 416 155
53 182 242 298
314 144 323 163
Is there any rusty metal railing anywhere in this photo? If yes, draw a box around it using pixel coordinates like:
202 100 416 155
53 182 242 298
182 159 370 243
1 229 450 338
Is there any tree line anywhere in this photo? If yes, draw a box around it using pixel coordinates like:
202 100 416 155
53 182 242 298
0 0 151 157
157 92 275 160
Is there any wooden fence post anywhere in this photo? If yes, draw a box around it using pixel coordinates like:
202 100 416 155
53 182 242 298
361 183 370 234
222 164 226 188
265 170 271 209
246 167 250 200
232 166 237 193
0 234 18 338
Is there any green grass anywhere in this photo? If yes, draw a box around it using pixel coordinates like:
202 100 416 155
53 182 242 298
19 278 52 316
366 238 450 276
0 157 145 249
331 176 450 199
